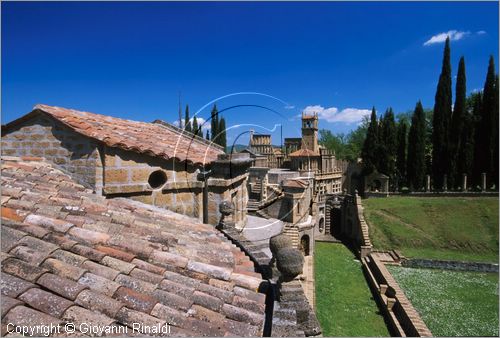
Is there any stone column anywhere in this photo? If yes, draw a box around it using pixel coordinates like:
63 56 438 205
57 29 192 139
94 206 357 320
443 175 448 192
426 175 431 192
462 174 467 191
481 173 487 191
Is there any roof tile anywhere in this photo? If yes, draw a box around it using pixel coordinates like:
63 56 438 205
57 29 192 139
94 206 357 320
50 249 88 267
150 303 188 327
9 245 51 266
158 279 195 299
152 289 193 311
70 244 106 262
37 273 88 300
18 287 73 318
95 245 136 262
41 258 87 281
222 303 264 326
82 260 121 280
3 306 63 329
115 307 166 329
75 289 124 318
78 272 121 297
43 232 78 251
192 290 224 312
113 286 158 313
1 296 23 318
150 250 189 269
63 305 115 327
101 256 135 274
186 261 232 281
189 304 225 323
0 272 38 298
115 274 157 294
196 281 234 303
68 227 110 245
129 268 164 285
163 270 201 289
1 257 48 282
1 226 27 252
24 214 74 233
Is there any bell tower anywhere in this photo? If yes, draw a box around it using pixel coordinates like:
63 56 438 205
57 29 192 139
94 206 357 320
301 112 319 153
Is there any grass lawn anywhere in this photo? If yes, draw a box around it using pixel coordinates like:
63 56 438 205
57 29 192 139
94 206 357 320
388 266 499 337
363 196 499 262
314 242 390 337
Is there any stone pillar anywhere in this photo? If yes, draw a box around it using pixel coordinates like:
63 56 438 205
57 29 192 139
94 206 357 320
443 175 448 192
462 174 467 191
426 175 431 192
481 173 487 191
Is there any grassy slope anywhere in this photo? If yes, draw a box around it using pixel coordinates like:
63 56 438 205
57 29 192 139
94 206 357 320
314 242 390 337
363 197 499 262
388 266 499 337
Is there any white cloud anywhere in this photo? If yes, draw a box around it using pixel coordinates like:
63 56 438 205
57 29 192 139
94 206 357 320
303 105 371 124
477 30 487 35
423 30 470 46
173 117 211 130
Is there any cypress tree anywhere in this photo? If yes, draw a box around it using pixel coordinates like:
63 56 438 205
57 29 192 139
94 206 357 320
206 129 210 141
184 105 192 133
449 57 466 189
493 74 499 187
474 56 496 187
407 101 427 191
210 104 219 142
458 93 479 184
472 92 484 187
361 107 379 175
192 115 199 136
219 117 227 151
396 120 407 188
432 37 452 190
379 108 397 178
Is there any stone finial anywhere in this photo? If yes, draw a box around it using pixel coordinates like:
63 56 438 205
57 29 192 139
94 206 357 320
217 201 234 229
270 233 304 282
462 174 467 191
481 173 487 191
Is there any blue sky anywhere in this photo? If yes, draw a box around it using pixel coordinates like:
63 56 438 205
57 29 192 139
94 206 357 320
2 1 498 146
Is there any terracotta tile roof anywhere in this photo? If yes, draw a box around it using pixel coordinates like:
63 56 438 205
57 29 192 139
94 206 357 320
288 149 319 157
1 156 266 336
4 104 224 166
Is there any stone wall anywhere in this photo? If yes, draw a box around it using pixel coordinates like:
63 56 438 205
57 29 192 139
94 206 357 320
102 147 203 220
402 258 499 273
362 255 432 337
2 113 99 190
340 194 372 258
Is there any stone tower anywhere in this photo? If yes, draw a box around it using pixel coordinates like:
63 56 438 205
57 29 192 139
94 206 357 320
301 112 319 153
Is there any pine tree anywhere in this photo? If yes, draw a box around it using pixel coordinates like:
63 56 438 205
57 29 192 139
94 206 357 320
432 37 453 190
184 105 192 133
396 120 407 188
474 56 496 188
449 57 466 189
407 101 427 191
361 107 379 175
206 130 210 141
210 104 219 142
192 115 199 136
218 117 227 151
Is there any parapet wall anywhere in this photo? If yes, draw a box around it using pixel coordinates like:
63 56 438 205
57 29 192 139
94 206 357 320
362 255 432 337
402 258 499 273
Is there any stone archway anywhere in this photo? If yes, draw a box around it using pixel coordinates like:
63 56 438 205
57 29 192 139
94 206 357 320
330 207 342 238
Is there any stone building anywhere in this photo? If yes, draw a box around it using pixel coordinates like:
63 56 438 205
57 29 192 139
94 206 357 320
1 104 250 227
248 132 282 168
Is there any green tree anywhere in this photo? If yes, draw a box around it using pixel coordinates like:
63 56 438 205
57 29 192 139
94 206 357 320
206 129 210 141
458 93 480 183
493 74 499 187
432 37 453 190
361 107 379 174
473 56 497 188
210 104 219 142
396 120 407 188
449 56 467 188
407 101 427 191
218 117 227 150
192 115 199 136
184 105 192 133
378 108 397 178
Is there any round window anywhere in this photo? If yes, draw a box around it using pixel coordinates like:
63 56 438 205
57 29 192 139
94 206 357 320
148 170 167 189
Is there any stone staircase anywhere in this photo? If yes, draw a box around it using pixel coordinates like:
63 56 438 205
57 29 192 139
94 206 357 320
282 223 299 249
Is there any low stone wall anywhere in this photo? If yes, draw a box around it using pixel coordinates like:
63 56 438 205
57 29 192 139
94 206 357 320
402 259 499 273
362 255 432 337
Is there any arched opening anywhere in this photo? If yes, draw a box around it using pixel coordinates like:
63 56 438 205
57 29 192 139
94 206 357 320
148 170 167 189
331 207 342 238
318 218 325 233
300 235 310 256
372 179 382 192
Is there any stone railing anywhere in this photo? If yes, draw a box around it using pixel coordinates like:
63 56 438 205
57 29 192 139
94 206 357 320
362 255 432 337
354 194 373 258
